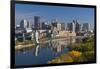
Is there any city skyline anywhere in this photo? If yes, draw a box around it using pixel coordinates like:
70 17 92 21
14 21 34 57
15 4 95 28
15 3 95 67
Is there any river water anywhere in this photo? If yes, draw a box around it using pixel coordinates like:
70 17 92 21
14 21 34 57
15 37 82 66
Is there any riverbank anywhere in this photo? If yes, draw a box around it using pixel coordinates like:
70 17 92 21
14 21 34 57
15 36 73 50
48 36 95 64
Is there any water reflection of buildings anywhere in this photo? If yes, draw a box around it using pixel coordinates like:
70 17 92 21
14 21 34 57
50 38 76 54
51 40 64 53
16 38 76 56
35 45 40 56
33 40 66 56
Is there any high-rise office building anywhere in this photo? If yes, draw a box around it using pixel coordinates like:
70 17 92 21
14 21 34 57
65 24 68 31
67 20 81 33
41 22 46 29
51 19 65 31
67 23 72 32
34 16 40 29
41 22 51 30
20 19 28 29
27 21 32 29
73 22 75 32
51 19 58 29
57 23 61 31
80 24 83 32
74 20 81 33
61 23 65 31
82 23 89 32
67 22 75 32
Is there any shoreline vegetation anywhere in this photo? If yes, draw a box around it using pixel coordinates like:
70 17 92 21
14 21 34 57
48 35 95 64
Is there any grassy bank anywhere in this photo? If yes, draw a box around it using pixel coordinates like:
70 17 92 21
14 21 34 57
48 36 95 64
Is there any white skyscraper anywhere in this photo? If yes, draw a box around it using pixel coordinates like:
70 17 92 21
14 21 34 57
72 22 75 32
57 23 61 31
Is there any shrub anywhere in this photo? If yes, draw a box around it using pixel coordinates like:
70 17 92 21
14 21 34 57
68 50 82 58
83 51 95 61
48 54 74 64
